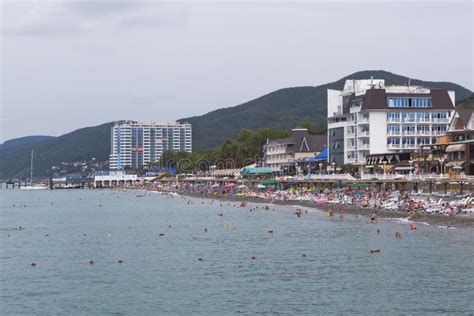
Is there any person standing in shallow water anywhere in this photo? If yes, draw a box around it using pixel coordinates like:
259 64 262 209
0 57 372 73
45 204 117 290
370 211 378 223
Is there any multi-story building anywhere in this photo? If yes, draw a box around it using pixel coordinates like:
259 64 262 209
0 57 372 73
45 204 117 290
263 127 326 172
327 79 455 166
109 120 192 170
419 109 474 175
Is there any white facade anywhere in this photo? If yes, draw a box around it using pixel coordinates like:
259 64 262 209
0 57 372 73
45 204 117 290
109 120 192 170
264 142 294 171
327 79 455 165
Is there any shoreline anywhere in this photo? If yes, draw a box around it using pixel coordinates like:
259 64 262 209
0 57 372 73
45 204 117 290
144 189 474 229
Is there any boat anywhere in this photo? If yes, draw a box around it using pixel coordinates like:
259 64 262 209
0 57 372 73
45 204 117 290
20 150 48 190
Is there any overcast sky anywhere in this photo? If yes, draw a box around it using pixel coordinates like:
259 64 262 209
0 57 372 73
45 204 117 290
1 0 472 142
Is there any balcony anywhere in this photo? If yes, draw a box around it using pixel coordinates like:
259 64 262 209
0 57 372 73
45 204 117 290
358 144 370 150
358 131 370 137
387 130 401 136
387 143 401 149
358 117 370 124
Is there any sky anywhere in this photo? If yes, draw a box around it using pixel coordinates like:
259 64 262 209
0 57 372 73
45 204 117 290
0 0 472 142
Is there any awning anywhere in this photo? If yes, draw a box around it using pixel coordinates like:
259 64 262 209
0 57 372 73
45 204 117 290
258 179 279 186
304 148 328 162
445 161 465 167
211 168 241 177
394 166 415 171
446 144 466 152
241 167 273 175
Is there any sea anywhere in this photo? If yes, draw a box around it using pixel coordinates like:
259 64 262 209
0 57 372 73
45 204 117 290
1 189 473 315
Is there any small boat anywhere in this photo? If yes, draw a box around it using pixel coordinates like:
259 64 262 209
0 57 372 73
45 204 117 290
21 184 48 190
20 150 48 190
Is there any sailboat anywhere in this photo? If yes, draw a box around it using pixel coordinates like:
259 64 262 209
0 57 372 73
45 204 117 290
20 150 48 190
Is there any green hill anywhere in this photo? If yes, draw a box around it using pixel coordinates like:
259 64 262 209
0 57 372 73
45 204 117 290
0 123 112 179
455 93 474 109
179 70 472 150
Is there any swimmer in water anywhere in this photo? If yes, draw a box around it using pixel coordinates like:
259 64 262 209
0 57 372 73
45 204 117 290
395 232 401 239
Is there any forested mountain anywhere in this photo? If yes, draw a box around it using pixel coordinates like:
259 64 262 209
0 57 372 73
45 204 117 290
1 70 471 179
0 123 112 179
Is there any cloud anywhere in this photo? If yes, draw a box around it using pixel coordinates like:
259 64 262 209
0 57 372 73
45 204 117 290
1 1 188 37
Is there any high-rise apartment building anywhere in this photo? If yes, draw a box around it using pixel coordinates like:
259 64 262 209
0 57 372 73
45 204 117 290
109 121 192 170
327 79 455 165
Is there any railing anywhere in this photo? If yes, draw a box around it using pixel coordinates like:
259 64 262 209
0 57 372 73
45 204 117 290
358 144 370 150
302 174 356 181
359 131 370 136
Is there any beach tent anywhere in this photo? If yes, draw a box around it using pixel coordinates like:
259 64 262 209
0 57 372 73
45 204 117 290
304 148 328 162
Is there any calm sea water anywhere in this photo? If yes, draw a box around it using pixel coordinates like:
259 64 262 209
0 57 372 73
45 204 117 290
1 189 473 315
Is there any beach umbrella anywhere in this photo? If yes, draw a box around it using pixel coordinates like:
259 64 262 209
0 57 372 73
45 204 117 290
236 184 248 190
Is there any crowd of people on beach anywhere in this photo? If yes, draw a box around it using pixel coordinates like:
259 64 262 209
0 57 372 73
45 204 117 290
129 180 473 217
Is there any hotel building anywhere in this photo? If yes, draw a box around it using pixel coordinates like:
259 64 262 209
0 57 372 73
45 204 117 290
109 120 192 170
263 127 326 172
327 79 455 166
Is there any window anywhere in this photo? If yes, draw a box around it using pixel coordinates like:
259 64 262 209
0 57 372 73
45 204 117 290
387 125 400 134
402 112 415 122
387 98 409 107
387 112 401 121
387 138 400 145
411 98 431 107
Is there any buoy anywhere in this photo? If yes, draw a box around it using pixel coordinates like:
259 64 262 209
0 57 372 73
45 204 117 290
198 257 203 261
159 233 165 236
409 223 416 230
302 253 307 257
31 262 36 267
89 260 95 265
45 234 49 237
370 249 381 253
268 230 273 234
251 256 256 260
118 259 123 264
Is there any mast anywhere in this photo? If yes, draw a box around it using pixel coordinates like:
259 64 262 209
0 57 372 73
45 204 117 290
30 150 34 184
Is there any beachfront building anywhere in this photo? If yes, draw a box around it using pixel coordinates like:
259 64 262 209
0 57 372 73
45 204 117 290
418 109 474 175
327 79 455 167
109 120 192 170
262 127 326 173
